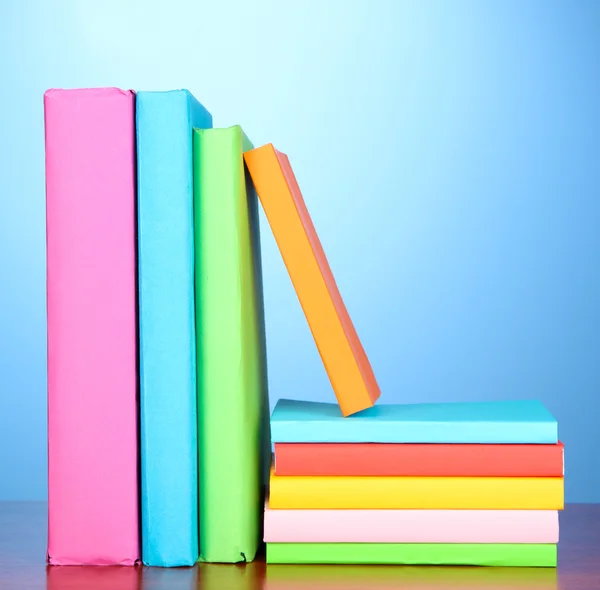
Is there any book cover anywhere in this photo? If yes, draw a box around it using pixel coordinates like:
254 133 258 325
194 126 270 563
45 88 138 565
273 441 564 476
270 398 558 444
269 467 564 510
264 503 559 543
266 543 557 567
244 145 380 417
136 89 212 566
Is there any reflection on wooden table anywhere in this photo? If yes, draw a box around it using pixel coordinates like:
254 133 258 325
1 503 598 590
44 562 558 590
263 564 557 590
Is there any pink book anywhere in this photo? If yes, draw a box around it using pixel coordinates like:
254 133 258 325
45 88 139 565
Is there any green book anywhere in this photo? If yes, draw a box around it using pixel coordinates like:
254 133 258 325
193 126 270 563
266 543 557 567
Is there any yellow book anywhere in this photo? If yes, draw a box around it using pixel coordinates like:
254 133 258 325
269 468 563 510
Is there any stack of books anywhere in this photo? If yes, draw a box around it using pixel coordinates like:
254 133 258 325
250 131 565 568
266 398 564 566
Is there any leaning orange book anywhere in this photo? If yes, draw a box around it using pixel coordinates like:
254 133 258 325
244 145 380 416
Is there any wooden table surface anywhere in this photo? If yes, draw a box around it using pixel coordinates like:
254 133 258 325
0 503 598 589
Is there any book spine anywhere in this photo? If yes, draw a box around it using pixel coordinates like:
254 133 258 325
273 442 565 476
244 145 380 416
193 126 268 563
136 90 211 566
269 470 564 510
266 543 557 567
264 506 559 543
45 88 138 565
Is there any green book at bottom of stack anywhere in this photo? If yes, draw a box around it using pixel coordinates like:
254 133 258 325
266 543 557 567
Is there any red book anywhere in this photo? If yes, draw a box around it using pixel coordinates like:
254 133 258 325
274 442 564 477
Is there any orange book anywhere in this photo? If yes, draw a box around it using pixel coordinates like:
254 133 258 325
244 145 380 416
273 442 565 477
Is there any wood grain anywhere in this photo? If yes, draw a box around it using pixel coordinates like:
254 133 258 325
0 503 597 589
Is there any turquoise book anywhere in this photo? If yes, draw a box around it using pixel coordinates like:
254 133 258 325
271 399 558 444
136 90 212 567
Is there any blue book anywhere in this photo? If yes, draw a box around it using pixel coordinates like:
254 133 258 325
271 399 558 444
136 90 212 567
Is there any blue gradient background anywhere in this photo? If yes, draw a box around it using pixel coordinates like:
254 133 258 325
0 0 598 502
